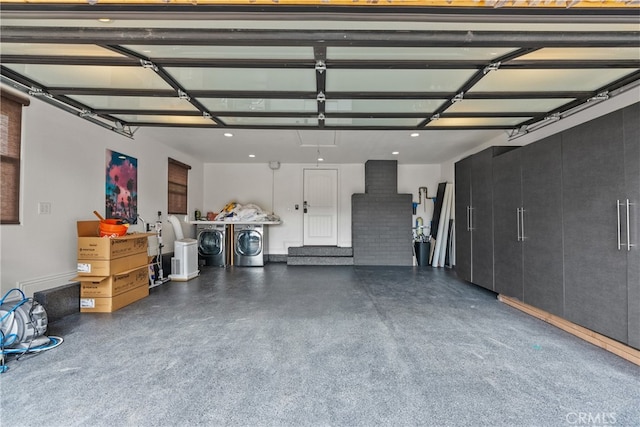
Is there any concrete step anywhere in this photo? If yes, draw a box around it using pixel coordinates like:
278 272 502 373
288 246 353 257
287 246 354 266
287 256 354 266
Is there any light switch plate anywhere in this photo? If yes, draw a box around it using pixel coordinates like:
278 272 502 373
38 201 52 215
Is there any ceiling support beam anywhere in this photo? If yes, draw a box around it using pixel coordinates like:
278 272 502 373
2 27 639 48
43 87 595 100
4 54 638 70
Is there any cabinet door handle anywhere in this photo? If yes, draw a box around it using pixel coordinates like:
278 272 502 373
469 207 473 231
516 208 521 241
617 200 622 251
467 206 471 231
626 199 633 251
520 208 525 241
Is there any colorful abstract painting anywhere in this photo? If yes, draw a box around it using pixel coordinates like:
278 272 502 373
105 150 138 224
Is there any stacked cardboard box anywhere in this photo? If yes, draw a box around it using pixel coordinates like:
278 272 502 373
75 221 151 313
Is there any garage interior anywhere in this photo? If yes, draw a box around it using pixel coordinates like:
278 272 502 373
1 1 639 426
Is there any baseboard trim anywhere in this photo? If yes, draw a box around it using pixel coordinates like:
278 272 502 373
17 271 77 297
498 295 640 366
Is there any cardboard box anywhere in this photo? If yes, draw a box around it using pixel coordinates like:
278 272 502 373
77 221 150 260
78 266 149 298
80 283 149 313
77 251 148 277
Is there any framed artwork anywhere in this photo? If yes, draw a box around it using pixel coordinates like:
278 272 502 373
105 150 138 224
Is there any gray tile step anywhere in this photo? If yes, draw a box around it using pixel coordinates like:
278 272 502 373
288 246 353 257
287 256 354 266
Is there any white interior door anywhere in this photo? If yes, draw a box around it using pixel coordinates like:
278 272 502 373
303 168 338 246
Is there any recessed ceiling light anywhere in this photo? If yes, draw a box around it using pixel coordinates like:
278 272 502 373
392 151 399 155
97 18 112 23
249 154 256 158
223 132 233 138
410 133 420 137
317 157 324 162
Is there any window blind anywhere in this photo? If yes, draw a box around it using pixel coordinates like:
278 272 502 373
168 158 191 215
1 90 29 224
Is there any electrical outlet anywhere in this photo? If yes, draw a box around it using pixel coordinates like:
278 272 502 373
38 201 52 215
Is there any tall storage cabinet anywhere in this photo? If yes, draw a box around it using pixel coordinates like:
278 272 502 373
623 103 640 349
455 103 639 350
562 109 630 344
454 156 473 283
492 149 524 300
521 136 565 317
492 136 564 316
455 146 516 290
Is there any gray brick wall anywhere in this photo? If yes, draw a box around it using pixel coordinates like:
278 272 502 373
352 193 413 266
353 160 413 266
365 160 398 194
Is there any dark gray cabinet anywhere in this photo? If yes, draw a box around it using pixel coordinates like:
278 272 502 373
471 149 497 290
458 103 639 349
492 136 564 316
454 156 472 283
521 136 565 317
492 149 523 300
455 146 515 290
623 103 640 349
562 109 629 344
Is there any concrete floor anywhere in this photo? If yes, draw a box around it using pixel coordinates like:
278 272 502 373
2 264 639 427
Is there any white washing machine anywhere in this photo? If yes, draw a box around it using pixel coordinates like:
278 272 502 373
197 224 226 267
234 224 264 267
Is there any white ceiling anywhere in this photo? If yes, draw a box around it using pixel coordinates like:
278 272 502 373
137 126 505 164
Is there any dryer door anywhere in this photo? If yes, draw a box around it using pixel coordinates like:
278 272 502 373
198 230 224 257
236 230 262 257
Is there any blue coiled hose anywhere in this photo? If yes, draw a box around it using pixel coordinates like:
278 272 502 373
0 288 64 373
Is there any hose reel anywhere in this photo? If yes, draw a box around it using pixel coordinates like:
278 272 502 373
0 288 62 373
0 296 48 348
